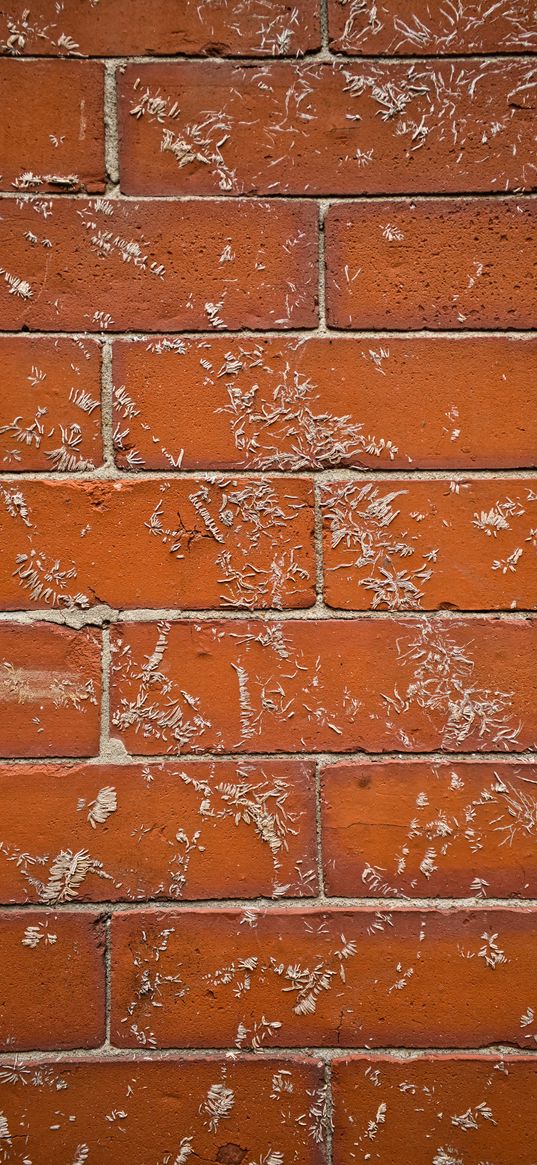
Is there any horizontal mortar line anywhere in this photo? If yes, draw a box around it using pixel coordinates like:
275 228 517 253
4 1044 537 1063
1 469 537 483
4 326 537 339
6 49 537 64
3 750 537 766
2 189 537 202
0 608 536 626
3 896 537 913
2 327 537 340
7 604 537 619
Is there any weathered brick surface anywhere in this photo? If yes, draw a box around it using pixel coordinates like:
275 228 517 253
326 199 537 329
119 59 537 196
0 623 101 757
0 335 102 470
321 759 537 898
0 910 105 1049
321 478 537 611
112 335 537 471
0 1057 325 1163
0 59 105 192
0 1 320 57
111 906 536 1048
2 0 537 1150
0 759 317 902
332 1056 537 1165
0 197 318 331
328 0 537 55
0 478 315 610
110 617 537 755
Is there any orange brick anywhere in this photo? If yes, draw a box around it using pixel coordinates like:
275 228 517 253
325 199 537 329
321 759 537 899
0 623 101 758
0 759 317 902
112 335 537 472
0 1056 325 1164
0 60 105 192
0 336 102 471
119 59 537 195
0 1 320 57
321 478 537 611
110 617 537 755
0 197 318 331
329 0 537 54
333 1056 537 1165
0 478 315 611
0 910 105 1049
111 906 537 1048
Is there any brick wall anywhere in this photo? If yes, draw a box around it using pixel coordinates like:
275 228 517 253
0 2 536 1161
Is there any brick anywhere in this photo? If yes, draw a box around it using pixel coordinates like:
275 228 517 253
111 906 536 1048
321 478 537 611
0 60 105 192
332 1055 537 1165
110 617 537 755
0 910 105 1050
0 1057 325 1164
0 478 315 611
0 197 318 332
325 199 537 329
119 59 537 196
112 335 537 472
321 759 537 899
329 0 537 55
0 759 317 902
0 336 102 471
0 1 320 57
0 623 101 758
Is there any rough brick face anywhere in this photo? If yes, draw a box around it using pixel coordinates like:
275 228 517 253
332 1056 537 1165
119 59 537 196
0 759 317 902
112 335 537 471
0 911 105 1050
0 478 315 610
326 199 537 329
1 2 536 1158
0 197 318 331
0 623 101 757
0 335 102 470
111 906 536 1049
0 60 105 192
110 617 536 755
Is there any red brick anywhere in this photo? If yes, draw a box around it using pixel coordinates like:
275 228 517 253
111 906 537 1048
0 197 318 331
110 617 537 755
0 1057 325 1164
119 59 537 196
112 335 537 472
0 1 320 57
0 910 105 1049
329 0 537 55
0 623 101 758
0 478 315 611
0 336 102 471
321 759 537 899
325 199 536 329
0 60 105 192
0 759 317 902
332 1055 537 1165
321 477 537 611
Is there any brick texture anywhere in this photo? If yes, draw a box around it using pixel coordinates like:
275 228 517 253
1 4 536 1160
